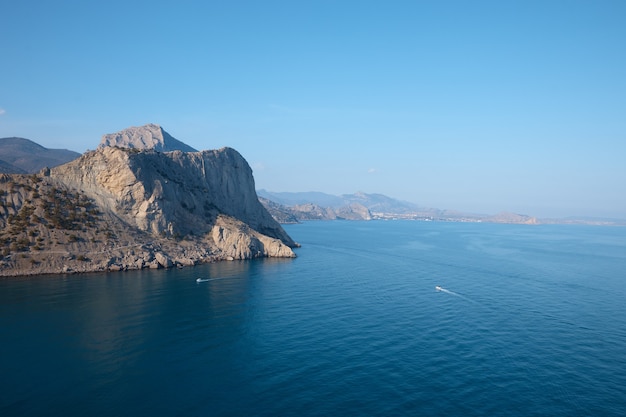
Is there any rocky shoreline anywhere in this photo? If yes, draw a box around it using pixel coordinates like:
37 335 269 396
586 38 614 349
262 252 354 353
0 213 298 278
0 216 215 276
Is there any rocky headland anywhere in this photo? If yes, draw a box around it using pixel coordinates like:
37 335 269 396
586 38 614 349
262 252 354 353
0 125 298 277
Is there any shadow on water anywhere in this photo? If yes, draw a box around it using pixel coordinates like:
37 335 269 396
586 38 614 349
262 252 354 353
0 257 296 417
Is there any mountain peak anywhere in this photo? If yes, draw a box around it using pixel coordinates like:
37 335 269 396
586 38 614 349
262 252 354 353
98 124 198 152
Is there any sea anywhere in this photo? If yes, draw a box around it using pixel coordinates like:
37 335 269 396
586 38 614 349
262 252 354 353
1 220 625 416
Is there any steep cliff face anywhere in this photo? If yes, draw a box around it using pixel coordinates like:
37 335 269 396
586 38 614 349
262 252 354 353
50 146 296 249
0 143 297 276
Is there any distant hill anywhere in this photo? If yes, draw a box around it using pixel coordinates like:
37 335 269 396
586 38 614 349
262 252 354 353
258 190 550 224
98 124 198 152
0 137 80 173
483 212 538 225
257 190 422 222
257 190 419 213
257 190 344 207
341 191 420 214
0 159 27 174
260 190 626 226
258 197 300 224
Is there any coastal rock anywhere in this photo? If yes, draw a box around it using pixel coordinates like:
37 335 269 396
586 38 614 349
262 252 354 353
155 252 173 268
0 129 298 277
178 258 196 267
211 216 295 259
50 146 297 247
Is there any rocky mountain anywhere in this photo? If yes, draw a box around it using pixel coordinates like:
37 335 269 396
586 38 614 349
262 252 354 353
98 124 198 152
259 198 373 222
258 190 345 207
0 133 298 277
0 137 80 173
258 190 420 221
258 190 418 213
259 197 299 224
262 192 626 225
258 190 546 224
257 190 419 213
342 191 420 214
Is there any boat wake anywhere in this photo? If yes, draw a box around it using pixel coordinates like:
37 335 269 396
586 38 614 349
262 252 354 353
196 277 227 283
435 286 477 304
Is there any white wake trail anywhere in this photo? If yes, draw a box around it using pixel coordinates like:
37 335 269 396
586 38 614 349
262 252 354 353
196 277 228 283
435 286 478 304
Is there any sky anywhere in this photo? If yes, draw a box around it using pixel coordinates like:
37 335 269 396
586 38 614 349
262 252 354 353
1 0 625 219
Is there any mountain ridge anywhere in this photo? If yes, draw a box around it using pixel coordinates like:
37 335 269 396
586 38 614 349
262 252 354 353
258 190 625 225
0 137 80 173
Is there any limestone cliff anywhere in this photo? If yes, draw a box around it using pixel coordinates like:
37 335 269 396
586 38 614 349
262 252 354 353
0 145 298 276
51 146 295 244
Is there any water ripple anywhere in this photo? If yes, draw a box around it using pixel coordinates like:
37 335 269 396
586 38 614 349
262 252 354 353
1 222 625 416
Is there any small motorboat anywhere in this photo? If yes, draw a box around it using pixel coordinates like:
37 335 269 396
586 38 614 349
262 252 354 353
435 286 442 291
196 278 210 283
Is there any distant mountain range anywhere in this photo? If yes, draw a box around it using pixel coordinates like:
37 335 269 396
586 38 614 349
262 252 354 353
258 190 420 213
257 190 496 223
257 190 626 226
0 137 80 173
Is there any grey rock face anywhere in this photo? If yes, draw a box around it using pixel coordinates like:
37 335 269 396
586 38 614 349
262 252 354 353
154 252 173 268
51 146 296 248
98 124 198 152
211 216 295 260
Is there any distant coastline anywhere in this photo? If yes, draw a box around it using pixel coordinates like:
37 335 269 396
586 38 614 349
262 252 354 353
258 190 625 226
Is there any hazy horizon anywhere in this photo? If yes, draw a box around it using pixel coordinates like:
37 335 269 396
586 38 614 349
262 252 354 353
256 188 626 220
2 1 625 219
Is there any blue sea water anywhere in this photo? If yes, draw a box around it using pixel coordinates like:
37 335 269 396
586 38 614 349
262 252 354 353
1 221 625 416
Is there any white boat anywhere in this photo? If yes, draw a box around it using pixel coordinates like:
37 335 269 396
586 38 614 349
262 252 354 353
435 286 442 291
196 278 210 283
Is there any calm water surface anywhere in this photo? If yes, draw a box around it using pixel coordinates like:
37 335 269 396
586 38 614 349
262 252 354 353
1 221 625 416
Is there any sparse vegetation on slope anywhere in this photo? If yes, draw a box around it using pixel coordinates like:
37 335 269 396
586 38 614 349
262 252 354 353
0 146 297 277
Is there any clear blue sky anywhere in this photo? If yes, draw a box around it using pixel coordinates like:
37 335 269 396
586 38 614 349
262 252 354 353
2 0 625 218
